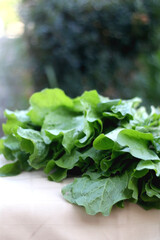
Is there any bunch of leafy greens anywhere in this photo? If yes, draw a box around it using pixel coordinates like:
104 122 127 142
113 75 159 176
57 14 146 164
1 88 160 216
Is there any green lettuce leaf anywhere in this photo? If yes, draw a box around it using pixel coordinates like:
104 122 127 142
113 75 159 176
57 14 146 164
117 129 159 160
17 127 49 169
62 172 132 216
28 88 74 125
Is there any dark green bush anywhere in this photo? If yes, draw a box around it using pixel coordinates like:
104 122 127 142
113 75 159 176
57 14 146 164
20 0 160 100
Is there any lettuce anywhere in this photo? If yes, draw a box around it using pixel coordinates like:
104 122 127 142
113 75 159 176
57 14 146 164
1 88 160 216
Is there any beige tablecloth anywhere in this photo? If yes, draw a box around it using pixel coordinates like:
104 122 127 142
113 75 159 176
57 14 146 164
0 160 160 240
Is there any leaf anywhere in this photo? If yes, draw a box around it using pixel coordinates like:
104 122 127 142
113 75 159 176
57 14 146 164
42 108 85 151
42 107 101 153
48 167 67 182
0 152 32 177
4 135 20 151
93 128 123 150
55 147 106 170
0 161 22 177
93 134 114 150
55 150 81 169
44 160 56 174
135 160 160 177
4 109 30 123
145 179 160 198
17 127 49 169
153 137 160 152
62 172 132 216
79 90 101 109
111 98 141 119
28 88 73 125
117 129 159 160
97 99 121 112
2 109 30 135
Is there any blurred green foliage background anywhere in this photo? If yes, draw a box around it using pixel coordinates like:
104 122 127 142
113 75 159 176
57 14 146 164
19 0 160 106
0 0 20 27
